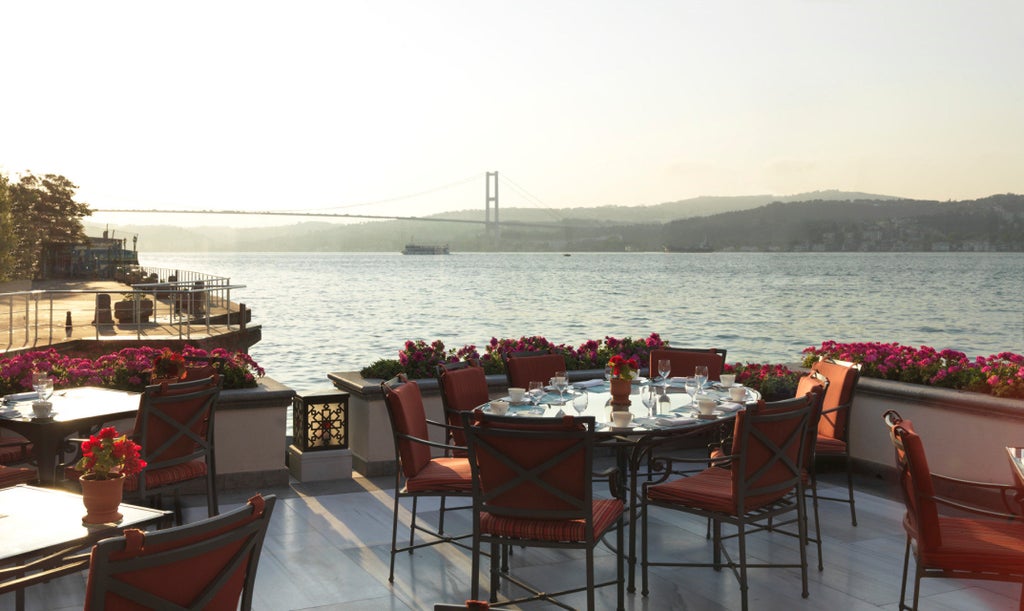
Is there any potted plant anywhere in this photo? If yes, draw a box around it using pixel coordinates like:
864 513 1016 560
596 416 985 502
113 292 154 323
150 348 186 384
75 426 146 524
607 354 640 407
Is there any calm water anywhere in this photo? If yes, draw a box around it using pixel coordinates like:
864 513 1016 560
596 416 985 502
138 252 1024 394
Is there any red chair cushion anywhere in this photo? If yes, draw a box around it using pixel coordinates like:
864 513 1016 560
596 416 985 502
440 366 490 449
386 381 433 479
919 516 1024 573
404 457 473 493
125 460 208 492
0 466 37 487
812 360 858 441
815 435 847 454
480 498 623 542
648 348 725 381
505 354 566 390
0 437 32 465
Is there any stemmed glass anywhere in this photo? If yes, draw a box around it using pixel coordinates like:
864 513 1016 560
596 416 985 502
33 372 53 402
552 371 569 404
657 359 672 387
528 381 545 407
640 384 658 416
684 378 699 409
694 365 709 394
572 391 589 415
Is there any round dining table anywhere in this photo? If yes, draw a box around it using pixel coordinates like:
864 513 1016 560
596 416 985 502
477 377 762 592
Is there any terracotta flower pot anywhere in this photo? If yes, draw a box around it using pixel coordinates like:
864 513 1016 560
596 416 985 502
80 473 125 524
609 377 632 408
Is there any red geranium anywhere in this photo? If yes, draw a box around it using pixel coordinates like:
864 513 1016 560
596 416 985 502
75 426 146 480
608 354 640 380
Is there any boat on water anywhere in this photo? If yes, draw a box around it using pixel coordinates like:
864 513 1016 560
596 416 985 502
402 243 450 255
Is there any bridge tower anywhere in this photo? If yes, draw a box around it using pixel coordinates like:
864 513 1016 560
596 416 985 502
486 171 499 237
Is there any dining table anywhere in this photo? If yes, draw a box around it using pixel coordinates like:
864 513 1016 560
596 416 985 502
479 376 762 592
0 386 141 486
0 484 172 610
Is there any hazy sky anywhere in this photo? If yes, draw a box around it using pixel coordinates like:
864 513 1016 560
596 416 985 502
3 1 1022 227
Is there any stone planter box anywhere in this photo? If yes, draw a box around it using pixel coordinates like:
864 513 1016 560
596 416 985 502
849 376 1024 484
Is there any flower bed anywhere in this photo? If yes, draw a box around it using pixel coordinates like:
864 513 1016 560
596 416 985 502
803 341 1024 399
0 345 265 395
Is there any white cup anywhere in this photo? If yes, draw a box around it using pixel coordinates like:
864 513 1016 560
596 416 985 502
489 400 509 416
508 387 525 402
32 400 53 418
719 374 736 387
611 411 633 428
696 397 716 416
729 385 747 402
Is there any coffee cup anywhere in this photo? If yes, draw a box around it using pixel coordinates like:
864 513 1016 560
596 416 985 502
719 374 736 387
611 411 633 428
32 400 53 418
508 387 526 402
489 400 509 416
729 385 747 402
696 397 716 416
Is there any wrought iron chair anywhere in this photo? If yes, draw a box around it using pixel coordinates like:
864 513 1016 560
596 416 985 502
809 358 861 525
641 393 816 611
0 435 32 466
0 465 37 487
84 493 275 611
128 375 223 523
501 350 566 390
461 411 624 611
648 347 727 382
436 360 491 455
883 410 1024 610
381 375 473 583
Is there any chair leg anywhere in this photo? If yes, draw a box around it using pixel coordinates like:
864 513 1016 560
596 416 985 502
470 532 481 601
616 512 625 611
797 486 809 598
641 498 650 597
845 454 857 526
207 472 219 517
438 494 447 535
389 494 401 582
809 474 824 571
489 541 500 603
737 522 749 611
898 536 911 610
586 546 595 611
409 496 418 549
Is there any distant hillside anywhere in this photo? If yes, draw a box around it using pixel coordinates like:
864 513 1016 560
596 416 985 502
84 192 1022 253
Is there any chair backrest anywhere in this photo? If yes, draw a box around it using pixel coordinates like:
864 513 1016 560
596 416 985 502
84 493 276 611
381 377 432 479
437 361 490 448
883 410 941 551
793 374 826 466
502 351 567 390
811 359 861 442
131 375 222 476
182 355 229 383
462 412 594 522
648 347 727 381
731 393 815 512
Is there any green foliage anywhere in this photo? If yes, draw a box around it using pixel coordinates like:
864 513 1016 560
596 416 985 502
5 171 91 279
0 174 15 281
360 359 405 380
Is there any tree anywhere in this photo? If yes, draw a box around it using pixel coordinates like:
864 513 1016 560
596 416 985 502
7 172 91 279
0 174 16 281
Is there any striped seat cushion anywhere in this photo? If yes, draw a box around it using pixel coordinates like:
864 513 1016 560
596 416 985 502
480 498 623 542
405 457 472 493
0 466 37 487
646 466 791 514
919 516 1024 573
66 461 208 492
815 435 847 454
0 437 32 465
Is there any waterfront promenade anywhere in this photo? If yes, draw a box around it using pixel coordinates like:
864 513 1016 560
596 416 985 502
4 467 1020 610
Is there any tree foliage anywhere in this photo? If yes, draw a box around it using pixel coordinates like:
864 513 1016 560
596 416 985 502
2 172 91 279
0 174 15 282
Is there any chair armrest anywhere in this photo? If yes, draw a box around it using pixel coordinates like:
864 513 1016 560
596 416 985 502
929 473 1024 516
644 453 733 487
595 466 624 500
395 431 468 454
820 401 851 417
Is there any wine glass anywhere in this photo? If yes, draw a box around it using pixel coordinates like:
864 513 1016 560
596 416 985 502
528 381 545 407
657 359 672 387
553 371 568 403
640 384 658 416
572 391 589 415
604 365 613 383
684 378 699 409
33 372 53 401
694 365 709 393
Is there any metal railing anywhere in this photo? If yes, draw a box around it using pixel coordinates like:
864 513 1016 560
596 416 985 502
1 269 247 351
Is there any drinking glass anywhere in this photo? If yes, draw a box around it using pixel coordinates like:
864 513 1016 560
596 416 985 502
684 378 699 407
528 381 545 406
33 373 53 401
640 384 658 416
604 365 613 383
572 391 589 415
657 359 672 386
694 365 709 392
553 371 568 403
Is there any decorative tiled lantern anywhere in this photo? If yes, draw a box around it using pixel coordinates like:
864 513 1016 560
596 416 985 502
292 392 349 451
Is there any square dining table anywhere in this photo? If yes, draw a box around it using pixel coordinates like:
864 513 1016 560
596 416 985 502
0 386 141 486
0 484 172 610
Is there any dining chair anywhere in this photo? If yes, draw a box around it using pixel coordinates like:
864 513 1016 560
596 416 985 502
809 358 861 525
882 410 1024 611
0 435 33 466
127 375 223 524
461 411 624 611
501 350 566 390
641 392 817 611
381 375 473 583
436 360 491 455
84 493 275 611
0 465 37 487
647 347 727 382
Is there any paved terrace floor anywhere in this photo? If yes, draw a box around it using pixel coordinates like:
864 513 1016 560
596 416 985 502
5 464 1021 610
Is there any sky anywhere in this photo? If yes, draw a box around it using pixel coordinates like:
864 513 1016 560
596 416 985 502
2 1 1022 227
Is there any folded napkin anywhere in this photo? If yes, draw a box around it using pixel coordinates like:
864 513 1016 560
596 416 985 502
656 416 698 427
716 402 745 413
3 392 37 403
574 379 605 389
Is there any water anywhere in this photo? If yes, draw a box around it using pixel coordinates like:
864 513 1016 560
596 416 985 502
138 252 1024 394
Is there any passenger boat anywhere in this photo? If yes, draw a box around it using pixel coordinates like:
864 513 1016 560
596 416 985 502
401 243 450 255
